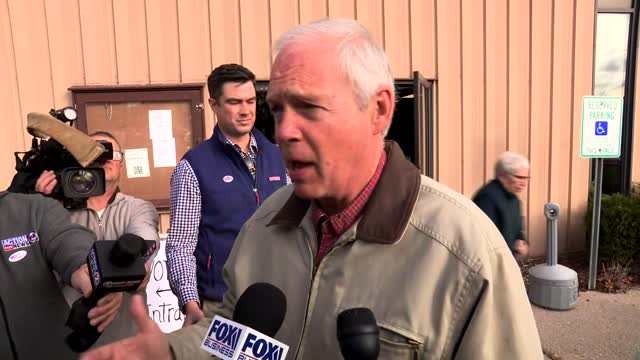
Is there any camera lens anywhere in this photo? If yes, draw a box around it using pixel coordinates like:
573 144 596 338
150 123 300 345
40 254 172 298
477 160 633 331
67 170 98 195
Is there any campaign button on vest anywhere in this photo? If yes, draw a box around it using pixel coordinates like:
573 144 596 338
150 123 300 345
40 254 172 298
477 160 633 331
9 250 27 263
223 175 234 183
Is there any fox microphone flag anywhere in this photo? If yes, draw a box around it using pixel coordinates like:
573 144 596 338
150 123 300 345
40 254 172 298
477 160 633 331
201 283 289 360
201 316 289 360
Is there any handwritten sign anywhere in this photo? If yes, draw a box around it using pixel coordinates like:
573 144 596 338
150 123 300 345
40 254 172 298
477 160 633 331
146 237 184 332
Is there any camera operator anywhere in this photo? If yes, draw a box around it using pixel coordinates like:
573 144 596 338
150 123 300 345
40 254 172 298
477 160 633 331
0 191 122 359
35 131 161 349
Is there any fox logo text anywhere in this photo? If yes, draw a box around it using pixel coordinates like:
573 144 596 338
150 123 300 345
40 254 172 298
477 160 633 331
238 332 286 360
201 317 246 360
201 316 289 360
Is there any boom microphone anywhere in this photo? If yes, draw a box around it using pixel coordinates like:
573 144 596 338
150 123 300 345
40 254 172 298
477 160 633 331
26 112 105 167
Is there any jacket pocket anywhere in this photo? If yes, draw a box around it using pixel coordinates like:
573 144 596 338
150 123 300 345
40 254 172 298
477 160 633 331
378 323 424 360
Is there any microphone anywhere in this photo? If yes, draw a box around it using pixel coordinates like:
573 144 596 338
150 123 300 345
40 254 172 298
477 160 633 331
337 308 380 360
233 282 287 337
201 283 289 360
65 233 157 352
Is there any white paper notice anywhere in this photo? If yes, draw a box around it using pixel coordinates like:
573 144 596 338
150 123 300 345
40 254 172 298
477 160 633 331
146 236 184 332
125 148 151 178
152 138 177 167
149 110 173 140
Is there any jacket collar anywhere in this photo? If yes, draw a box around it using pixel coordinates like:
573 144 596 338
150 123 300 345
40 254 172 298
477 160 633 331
107 187 120 205
269 141 421 244
492 178 517 199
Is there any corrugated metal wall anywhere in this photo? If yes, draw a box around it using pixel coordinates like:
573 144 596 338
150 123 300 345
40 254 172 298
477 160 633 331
0 0 601 256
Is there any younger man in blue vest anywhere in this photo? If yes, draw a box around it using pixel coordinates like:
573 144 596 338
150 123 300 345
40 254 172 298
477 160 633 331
166 64 288 327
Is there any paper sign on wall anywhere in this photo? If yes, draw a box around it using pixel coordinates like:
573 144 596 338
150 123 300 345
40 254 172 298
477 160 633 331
125 148 151 178
152 138 177 167
149 110 173 140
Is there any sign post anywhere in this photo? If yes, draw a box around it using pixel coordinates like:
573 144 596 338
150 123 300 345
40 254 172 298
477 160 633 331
580 96 623 290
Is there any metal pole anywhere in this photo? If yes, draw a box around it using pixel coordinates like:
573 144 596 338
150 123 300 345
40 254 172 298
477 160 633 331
588 158 604 290
547 216 558 266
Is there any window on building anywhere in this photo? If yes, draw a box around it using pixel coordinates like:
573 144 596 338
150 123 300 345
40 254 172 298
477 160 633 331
593 2 638 194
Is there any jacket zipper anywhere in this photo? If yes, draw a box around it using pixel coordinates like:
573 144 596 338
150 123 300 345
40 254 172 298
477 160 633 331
98 217 103 239
409 338 421 359
253 170 260 205
234 144 259 206
0 295 18 360
90 207 104 241
292 237 315 359
293 239 350 358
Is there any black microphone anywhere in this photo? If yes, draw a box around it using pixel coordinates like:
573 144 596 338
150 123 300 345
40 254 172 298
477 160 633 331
232 282 287 337
65 233 157 352
337 308 380 360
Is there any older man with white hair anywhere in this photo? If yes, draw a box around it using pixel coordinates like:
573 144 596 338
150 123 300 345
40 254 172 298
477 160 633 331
81 19 542 360
473 151 531 259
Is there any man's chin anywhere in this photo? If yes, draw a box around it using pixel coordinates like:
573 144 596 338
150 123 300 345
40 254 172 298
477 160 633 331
292 183 321 200
235 122 254 131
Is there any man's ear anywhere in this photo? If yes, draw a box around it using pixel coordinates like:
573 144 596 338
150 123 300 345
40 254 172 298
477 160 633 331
371 86 394 136
208 98 217 109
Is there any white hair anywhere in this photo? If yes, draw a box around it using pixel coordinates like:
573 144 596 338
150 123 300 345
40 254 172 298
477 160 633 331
495 152 530 177
273 18 395 135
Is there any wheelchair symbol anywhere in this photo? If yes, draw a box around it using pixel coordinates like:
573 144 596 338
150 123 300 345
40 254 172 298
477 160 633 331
595 121 608 136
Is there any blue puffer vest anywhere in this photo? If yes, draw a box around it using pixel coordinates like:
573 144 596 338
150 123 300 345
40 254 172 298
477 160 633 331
183 126 288 301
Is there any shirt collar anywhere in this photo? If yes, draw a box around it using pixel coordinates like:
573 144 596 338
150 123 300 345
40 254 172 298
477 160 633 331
311 150 387 237
224 132 258 158
269 141 422 245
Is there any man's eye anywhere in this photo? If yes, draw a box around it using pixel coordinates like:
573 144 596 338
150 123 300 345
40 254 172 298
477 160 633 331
269 104 282 114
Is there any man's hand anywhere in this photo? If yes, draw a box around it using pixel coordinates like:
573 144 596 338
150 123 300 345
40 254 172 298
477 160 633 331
71 264 93 297
138 261 153 290
80 295 171 360
513 239 530 259
35 170 57 194
70 264 124 332
182 301 204 328
90 293 124 332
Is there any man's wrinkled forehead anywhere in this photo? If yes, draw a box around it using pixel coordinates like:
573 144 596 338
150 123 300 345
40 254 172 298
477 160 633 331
267 46 339 104
267 86 332 106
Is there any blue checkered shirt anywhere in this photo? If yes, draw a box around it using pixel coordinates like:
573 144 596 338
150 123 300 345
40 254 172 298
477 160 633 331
166 133 289 308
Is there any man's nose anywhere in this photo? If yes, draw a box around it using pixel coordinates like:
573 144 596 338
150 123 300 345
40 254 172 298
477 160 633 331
275 110 301 144
239 101 251 115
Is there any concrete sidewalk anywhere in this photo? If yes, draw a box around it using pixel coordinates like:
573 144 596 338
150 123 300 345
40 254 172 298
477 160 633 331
533 288 640 360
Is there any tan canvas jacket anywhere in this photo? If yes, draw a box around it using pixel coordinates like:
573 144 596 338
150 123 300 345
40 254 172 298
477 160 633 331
169 141 543 360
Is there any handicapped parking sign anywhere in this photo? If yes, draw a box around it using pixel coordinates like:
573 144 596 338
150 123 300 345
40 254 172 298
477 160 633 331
581 96 623 158
595 121 608 136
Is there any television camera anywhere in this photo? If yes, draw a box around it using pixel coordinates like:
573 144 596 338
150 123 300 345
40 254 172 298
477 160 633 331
7 107 113 209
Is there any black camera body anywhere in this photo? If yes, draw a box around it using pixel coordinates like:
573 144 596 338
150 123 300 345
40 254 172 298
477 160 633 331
8 108 113 209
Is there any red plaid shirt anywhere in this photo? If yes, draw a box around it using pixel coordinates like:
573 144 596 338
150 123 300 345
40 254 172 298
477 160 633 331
311 151 387 266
